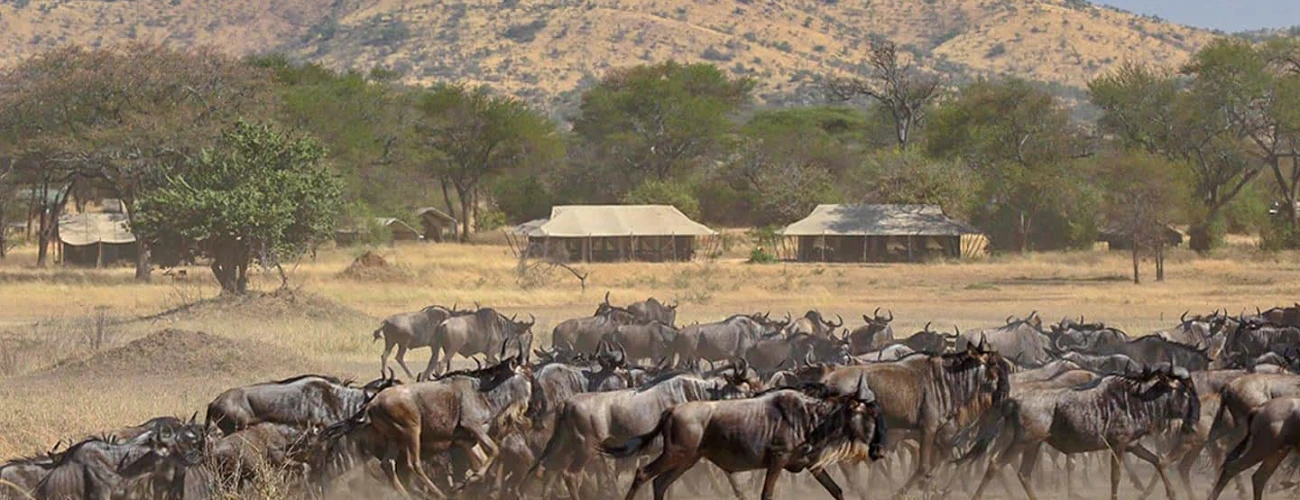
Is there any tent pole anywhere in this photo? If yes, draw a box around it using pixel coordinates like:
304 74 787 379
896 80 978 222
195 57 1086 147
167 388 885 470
861 235 867 263
671 232 677 262
96 241 103 268
820 231 825 262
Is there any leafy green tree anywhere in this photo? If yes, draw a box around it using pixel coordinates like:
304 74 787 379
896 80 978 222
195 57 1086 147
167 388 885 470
856 149 975 219
621 179 702 220
927 78 1089 252
134 120 342 295
0 44 271 274
1091 59 1264 251
572 62 753 192
413 85 563 241
1096 151 1187 283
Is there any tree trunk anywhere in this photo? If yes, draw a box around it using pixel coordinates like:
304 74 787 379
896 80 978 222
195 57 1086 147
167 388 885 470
1188 223 1213 253
1016 211 1032 254
122 196 151 282
457 185 473 243
1131 244 1141 284
211 240 251 295
440 180 458 240
1155 239 1165 282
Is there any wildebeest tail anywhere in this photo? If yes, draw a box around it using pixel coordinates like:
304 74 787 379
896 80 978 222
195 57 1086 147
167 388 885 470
599 410 670 459
372 322 387 342
1206 390 1234 445
956 400 1012 464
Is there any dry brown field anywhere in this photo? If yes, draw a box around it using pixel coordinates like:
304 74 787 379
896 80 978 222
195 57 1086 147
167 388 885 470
0 237 1297 483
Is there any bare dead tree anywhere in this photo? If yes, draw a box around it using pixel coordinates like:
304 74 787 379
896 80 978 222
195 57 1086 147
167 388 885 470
826 40 941 150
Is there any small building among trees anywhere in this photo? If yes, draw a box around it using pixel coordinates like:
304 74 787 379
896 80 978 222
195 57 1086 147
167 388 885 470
778 204 988 263
335 217 423 245
519 205 717 262
415 207 458 242
59 211 137 267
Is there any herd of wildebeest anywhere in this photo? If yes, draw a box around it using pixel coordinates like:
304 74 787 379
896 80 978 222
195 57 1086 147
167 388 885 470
8 295 1300 500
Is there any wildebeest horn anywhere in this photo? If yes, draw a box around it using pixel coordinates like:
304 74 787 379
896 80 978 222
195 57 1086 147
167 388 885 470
1006 315 1014 324
784 311 792 325
805 351 815 367
189 412 198 424
828 314 844 329
614 342 627 365
1181 310 1189 323
474 301 481 310
923 321 932 333
500 337 510 359
603 291 611 306
527 313 536 326
885 309 893 322
873 307 882 319
474 357 483 370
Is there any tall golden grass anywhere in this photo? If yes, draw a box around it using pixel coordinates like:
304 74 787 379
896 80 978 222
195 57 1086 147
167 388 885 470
0 240 1298 458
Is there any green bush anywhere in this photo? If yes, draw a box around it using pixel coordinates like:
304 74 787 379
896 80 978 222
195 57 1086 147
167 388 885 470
621 179 701 220
748 247 777 264
476 208 507 232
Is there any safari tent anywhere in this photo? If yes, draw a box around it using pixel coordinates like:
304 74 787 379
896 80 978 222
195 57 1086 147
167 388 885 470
415 207 458 242
514 205 717 262
778 204 988 263
335 217 423 245
58 212 137 267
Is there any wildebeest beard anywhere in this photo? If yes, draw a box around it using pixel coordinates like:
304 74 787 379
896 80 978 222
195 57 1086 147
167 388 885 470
935 350 1011 428
791 396 886 471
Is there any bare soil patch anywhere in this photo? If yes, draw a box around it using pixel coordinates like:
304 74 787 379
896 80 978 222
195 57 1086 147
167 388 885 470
43 329 309 378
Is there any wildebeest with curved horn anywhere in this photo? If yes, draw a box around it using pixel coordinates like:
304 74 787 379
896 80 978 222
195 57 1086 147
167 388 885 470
551 294 638 355
364 355 533 498
602 377 886 500
603 321 677 365
965 366 1200 500
627 297 678 327
429 308 535 377
373 303 475 379
205 372 400 436
34 418 207 500
877 322 955 355
787 310 844 339
822 340 1012 497
847 308 895 355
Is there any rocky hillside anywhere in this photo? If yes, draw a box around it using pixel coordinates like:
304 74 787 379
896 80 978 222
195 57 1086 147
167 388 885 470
0 0 1215 106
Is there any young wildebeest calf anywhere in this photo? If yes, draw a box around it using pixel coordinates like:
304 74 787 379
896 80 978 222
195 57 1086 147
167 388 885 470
966 366 1199 500
602 377 885 500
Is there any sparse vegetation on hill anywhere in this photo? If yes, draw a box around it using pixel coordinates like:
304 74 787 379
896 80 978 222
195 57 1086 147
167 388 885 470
0 0 1216 107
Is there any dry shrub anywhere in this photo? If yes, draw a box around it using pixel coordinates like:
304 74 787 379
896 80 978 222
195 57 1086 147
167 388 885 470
338 251 412 283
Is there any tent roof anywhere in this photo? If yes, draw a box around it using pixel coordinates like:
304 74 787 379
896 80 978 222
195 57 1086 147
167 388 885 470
508 218 548 235
415 207 457 223
528 205 716 237
374 218 421 233
779 204 982 237
58 212 135 246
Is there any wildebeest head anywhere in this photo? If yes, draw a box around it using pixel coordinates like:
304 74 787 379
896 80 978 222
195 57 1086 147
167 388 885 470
362 368 402 397
951 337 1013 408
864 308 893 328
1135 364 1199 434
592 340 628 371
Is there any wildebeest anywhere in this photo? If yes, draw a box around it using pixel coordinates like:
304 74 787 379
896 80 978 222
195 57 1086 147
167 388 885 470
551 297 637 355
1206 373 1300 449
207 423 313 485
429 308 535 376
1082 335 1213 372
626 296 678 327
846 308 895 355
604 321 676 364
670 314 786 367
531 370 755 499
1221 319 1300 368
35 419 207 500
1 445 61 499
373 303 475 379
205 372 399 436
879 322 956 355
787 310 843 339
364 356 532 498
962 312 1053 368
1048 319 1130 352
1207 396 1300 500
745 333 847 372
966 366 1199 500
602 378 886 500
821 341 1012 496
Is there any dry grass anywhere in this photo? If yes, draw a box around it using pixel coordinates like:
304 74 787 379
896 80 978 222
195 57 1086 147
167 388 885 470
0 239 1298 459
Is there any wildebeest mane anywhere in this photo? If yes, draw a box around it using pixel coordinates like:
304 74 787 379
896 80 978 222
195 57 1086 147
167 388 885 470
263 374 348 386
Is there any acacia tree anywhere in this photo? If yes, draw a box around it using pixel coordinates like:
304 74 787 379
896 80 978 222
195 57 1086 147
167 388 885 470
133 120 342 295
1090 61 1262 252
0 44 271 276
1099 151 1187 283
414 85 562 241
826 40 941 150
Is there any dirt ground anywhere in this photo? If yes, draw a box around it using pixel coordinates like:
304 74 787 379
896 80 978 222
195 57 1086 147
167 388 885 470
1 240 1297 498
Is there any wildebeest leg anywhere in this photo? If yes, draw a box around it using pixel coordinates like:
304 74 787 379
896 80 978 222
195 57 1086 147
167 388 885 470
381 336 397 375
1249 450 1290 500
835 462 870 500
463 427 501 483
759 465 783 500
1015 442 1043 500
392 344 416 380
892 430 937 497
1128 443 1176 500
810 468 846 500
1207 435 1285 500
970 443 1017 500
1109 450 1124 500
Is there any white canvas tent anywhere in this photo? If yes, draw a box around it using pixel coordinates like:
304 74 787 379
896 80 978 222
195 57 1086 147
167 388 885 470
58 212 137 267
779 204 987 262
517 205 717 262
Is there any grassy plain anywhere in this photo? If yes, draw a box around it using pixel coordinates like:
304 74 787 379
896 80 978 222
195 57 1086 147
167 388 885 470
0 238 1297 459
